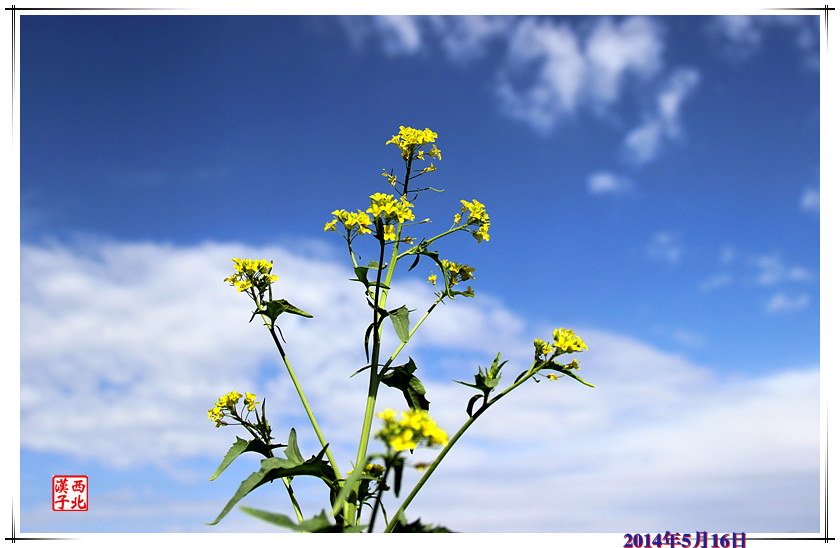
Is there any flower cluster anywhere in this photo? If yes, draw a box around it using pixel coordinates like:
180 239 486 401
386 126 442 162
223 259 278 294
454 199 491 242
324 209 374 238
375 409 448 452
441 259 475 286
368 193 415 223
208 391 260 427
534 328 588 359
364 463 386 479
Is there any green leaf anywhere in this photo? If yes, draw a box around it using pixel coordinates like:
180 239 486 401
388 305 413 343
284 428 304 463
209 437 281 481
454 352 505 395
206 429 336 526
350 263 390 291
390 514 453 533
380 358 430 411
465 394 483 418
540 364 596 388
239 508 365 533
253 299 313 327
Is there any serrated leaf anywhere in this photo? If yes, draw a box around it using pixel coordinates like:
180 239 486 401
207 430 335 526
209 437 280 481
254 299 313 327
390 515 454 533
239 508 364 533
380 358 430 411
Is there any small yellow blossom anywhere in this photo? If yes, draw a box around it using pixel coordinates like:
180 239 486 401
223 259 278 293
440 260 475 286
376 408 448 452
365 463 386 478
552 328 588 354
325 209 374 237
456 199 491 243
244 392 259 411
534 338 554 358
382 170 398 187
428 273 437 285
367 193 415 224
386 126 440 161
382 225 396 241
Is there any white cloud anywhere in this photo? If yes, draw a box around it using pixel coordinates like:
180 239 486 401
751 253 815 286
496 16 666 134
339 15 699 153
646 231 684 265
584 16 663 105
495 17 587 134
765 292 811 314
622 68 700 165
586 171 633 195
698 273 733 292
427 15 514 62
706 14 820 69
801 187 820 214
20 239 818 532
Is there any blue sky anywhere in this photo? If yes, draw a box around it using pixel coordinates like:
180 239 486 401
15 8 826 537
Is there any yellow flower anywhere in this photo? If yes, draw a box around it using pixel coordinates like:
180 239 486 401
386 126 440 161
382 225 396 241
456 199 491 242
367 193 415 224
547 373 559 381
440 260 475 286
365 463 386 478
534 338 554 358
428 273 437 285
552 328 588 354
382 170 398 187
325 209 374 237
244 392 259 411
223 259 278 293
376 408 448 452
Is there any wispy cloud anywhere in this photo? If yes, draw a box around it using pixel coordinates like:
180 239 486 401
586 171 634 195
20 239 818 532
338 15 699 165
495 15 666 134
800 187 820 215
706 14 820 70
765 292 811 314
647 231 684 265
621 68 700 165
697 246 816 313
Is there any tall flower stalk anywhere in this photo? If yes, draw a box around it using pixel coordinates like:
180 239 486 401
205 126 595 532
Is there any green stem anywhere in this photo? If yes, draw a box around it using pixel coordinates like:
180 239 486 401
353 221 405 489
266 327 341 476
354 233 390 472
381 294 444 370
383 362 540 532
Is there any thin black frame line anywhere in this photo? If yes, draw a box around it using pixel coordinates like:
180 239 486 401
5 498 77 542
762 5 833 47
